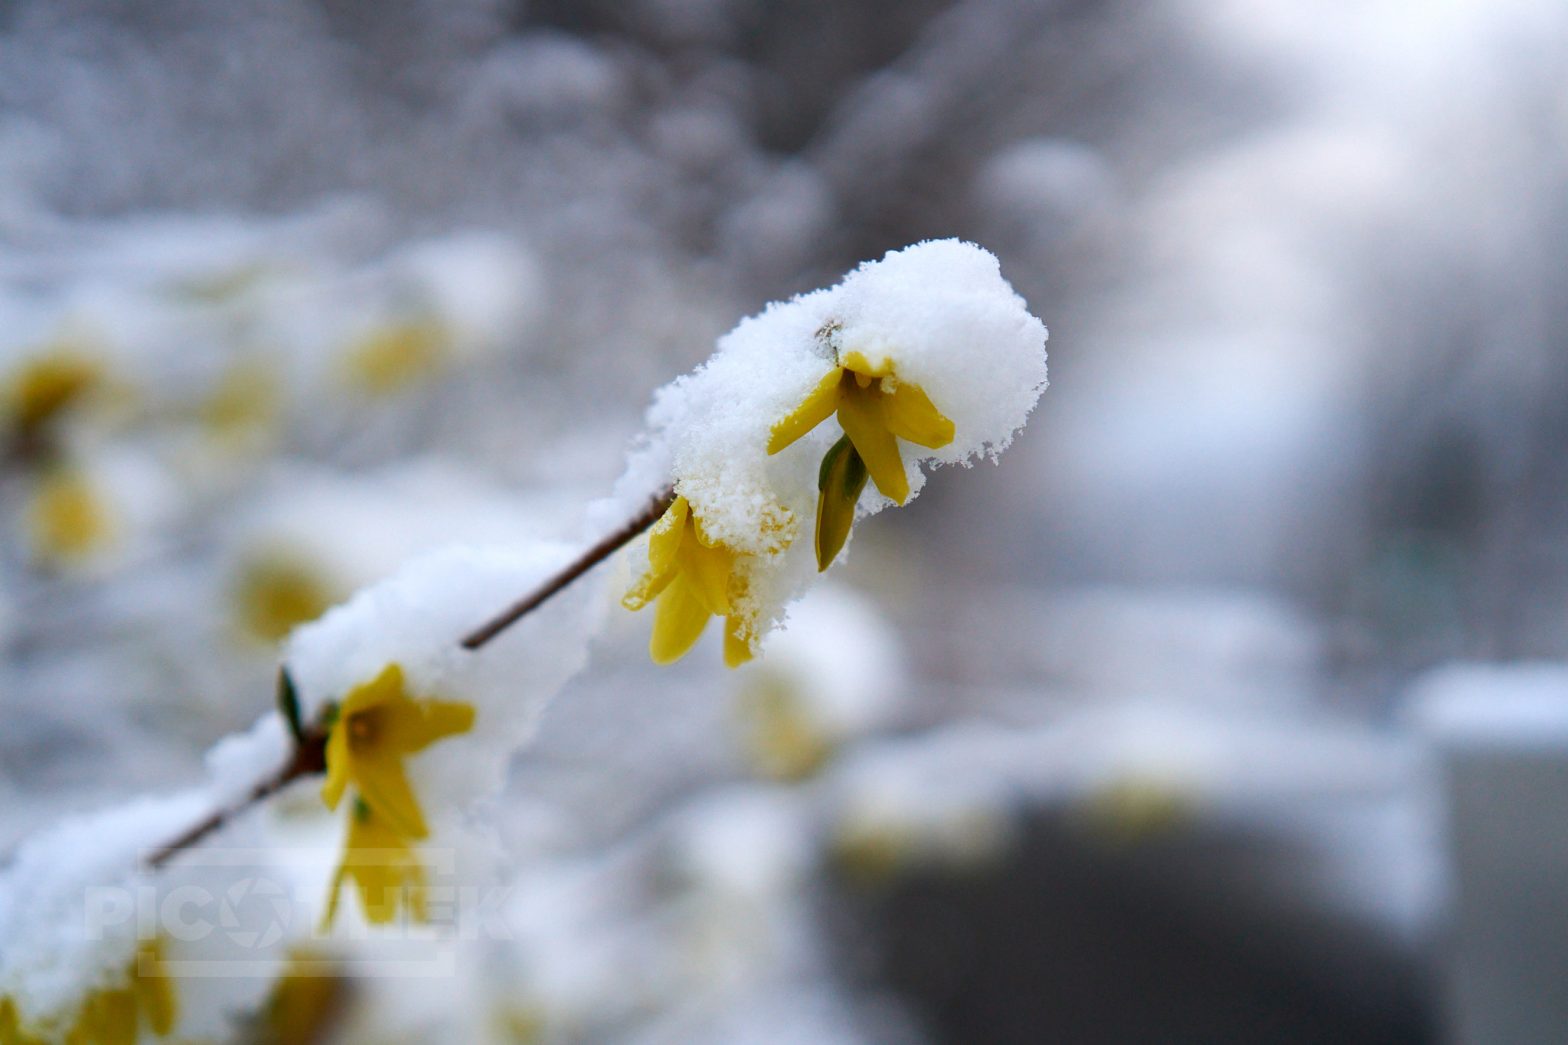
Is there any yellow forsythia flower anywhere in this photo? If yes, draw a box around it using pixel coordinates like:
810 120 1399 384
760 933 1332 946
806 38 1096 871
622 495 753 667
767 350 954 505
736 672 834 782
320 664 475 839
341 319 451 397
231 551 337 644
4 351 101 438
25 469 115 567
201 357 281 446
769 350 954 568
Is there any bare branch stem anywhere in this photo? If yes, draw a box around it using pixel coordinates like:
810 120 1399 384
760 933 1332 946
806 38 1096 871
459 483 674 650
146 729 328 868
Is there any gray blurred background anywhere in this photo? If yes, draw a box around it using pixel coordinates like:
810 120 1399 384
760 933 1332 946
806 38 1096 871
3 1 1568 1041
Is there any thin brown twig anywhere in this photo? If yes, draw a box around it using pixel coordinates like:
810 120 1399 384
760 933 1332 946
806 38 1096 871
143 484 675 869
146 728 329 868
460 483 675 650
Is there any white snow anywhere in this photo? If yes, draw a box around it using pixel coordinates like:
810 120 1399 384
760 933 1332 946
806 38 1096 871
1406 662 1568 749
0 791 205 1028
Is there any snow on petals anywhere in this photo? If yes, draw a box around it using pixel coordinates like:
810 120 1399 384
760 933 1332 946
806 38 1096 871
615 239 1047 664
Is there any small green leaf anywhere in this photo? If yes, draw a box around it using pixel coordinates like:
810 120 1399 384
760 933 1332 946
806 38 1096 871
815 435 868 571
277 668 304 744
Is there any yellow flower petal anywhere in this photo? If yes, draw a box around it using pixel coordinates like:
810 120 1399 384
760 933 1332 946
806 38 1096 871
323 803 429 928
342 319 450 397
320 663 474 838
723 614 753 668
767 368 843 454
27 469 114 565
836 383 908 504
264 949 348 1045
676 535 733 616
650 574 712 664
840 351 894 379
622 497 688 610
78 990 135 1045
351 746 428 839
341 664 405 716
648 496 689 577
2 997 45 1045
883 380 954 449
232 551 334 645
381 699 476 755
320 724 352 811
132 938 177 1037
815 436 868 571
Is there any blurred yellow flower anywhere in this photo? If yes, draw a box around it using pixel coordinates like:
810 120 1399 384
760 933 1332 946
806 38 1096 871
25 469 115 567
622 495 753 667
1 996 45 1045
3 350 101 439
341 319 451 397
320 663 474 840
201 357 281 446
323 799 429 927
260 948 348 1045
736 672 834 782
60 937 176 1045
231 550 337 645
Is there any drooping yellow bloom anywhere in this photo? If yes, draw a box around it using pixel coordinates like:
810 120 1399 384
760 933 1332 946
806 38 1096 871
622 495 753 667
323 799 430 927
320 664 475 840
769 350 954 570
767 351 954 506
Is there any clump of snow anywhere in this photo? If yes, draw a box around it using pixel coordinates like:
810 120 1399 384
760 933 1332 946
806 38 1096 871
661 788 813 899
1405 662 1568 749
610 239 1047 658
203 712 293 809
0 791 205 1029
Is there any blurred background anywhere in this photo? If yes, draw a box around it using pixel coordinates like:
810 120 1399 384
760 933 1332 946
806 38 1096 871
3 0 1567 1041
